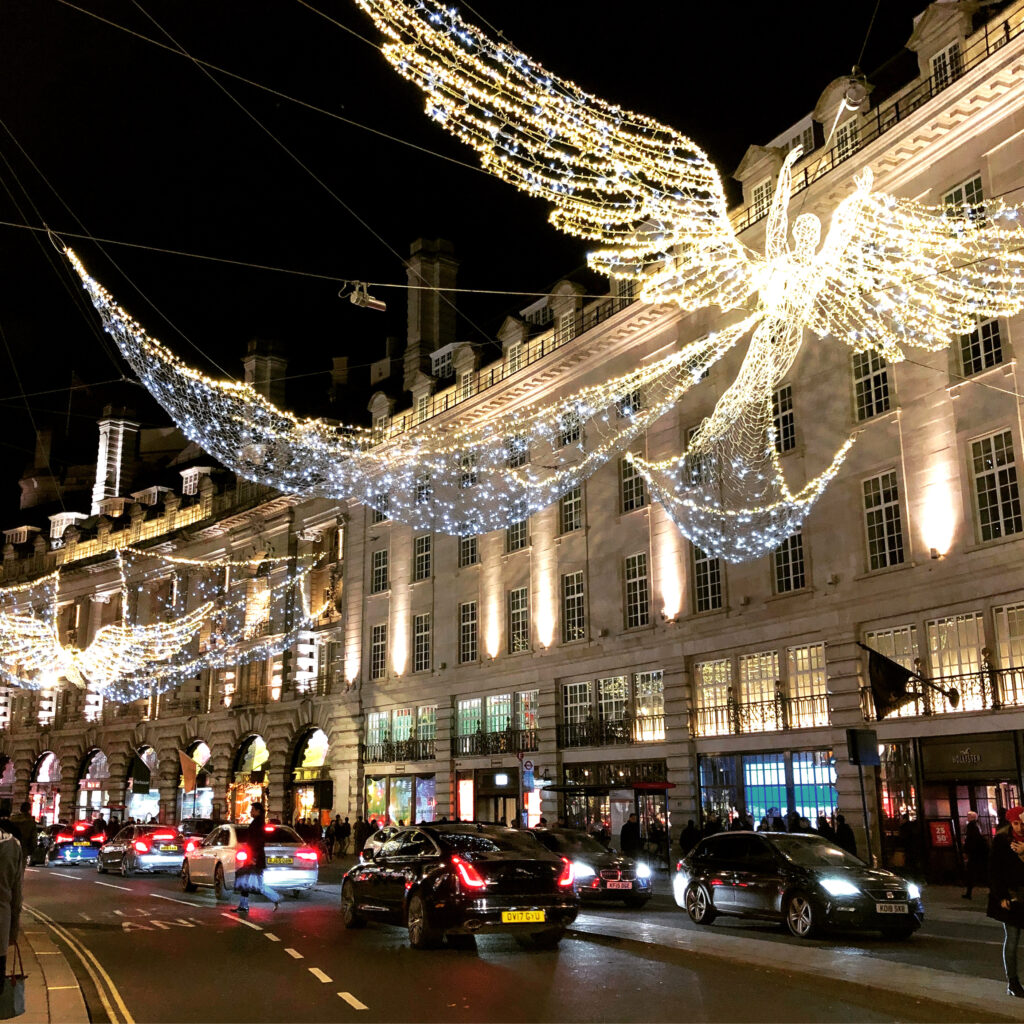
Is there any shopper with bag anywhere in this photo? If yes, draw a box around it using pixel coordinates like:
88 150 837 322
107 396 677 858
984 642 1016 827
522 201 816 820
0 822 24 1017
232 804 281 915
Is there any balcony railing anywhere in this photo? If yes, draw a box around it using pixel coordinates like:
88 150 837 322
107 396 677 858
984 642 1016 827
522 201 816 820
692 694 830 737
454 728 539 757
862 666 1024 720
362 738 436 764
557 715 665 749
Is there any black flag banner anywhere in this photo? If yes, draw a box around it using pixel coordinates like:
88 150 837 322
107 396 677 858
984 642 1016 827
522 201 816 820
856 642 960 718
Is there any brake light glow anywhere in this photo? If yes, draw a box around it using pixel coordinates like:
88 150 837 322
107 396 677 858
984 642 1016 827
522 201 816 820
92 833 106 844
74 824 88 833
294 847 319 864
451 854 486 890
264 825 275 833
133 840 151 854
153 832 176 841
55 833 72 843
557 857 575 888
185 839 198 854
235 846 250 865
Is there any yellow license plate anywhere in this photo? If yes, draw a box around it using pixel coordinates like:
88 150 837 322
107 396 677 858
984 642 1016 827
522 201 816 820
267 856 292 865
501 910 546 924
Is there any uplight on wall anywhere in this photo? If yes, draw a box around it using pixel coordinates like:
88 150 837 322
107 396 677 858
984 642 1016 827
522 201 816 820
920 472 957 559
485 587 501 660
657 529 683 622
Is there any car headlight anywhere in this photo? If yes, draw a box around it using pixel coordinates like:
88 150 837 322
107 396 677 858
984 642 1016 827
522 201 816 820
906 882 921 900
820 877 859 897
635 862 652 879
573 862 596 879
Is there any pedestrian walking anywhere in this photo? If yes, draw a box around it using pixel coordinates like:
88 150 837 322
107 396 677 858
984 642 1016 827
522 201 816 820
338 816 351 856
352 816 368 856
8 804 37 865
964 810 990 900
620 813 642 859
678 819 700 856
987 806 1024 997
232 804 282 914
0 821 22 983
835 814 858 857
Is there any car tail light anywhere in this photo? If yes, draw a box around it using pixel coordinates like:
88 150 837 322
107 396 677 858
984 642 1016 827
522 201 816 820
235 845 251 866
264 825 275 833
451 854 486 890
92 833 107 844
557 857 575 888
74 823 88 833
133 840 151 854
153 832 176 842
295 847 319 864
675 860 683 872
56 833 72 843
185 839 198 854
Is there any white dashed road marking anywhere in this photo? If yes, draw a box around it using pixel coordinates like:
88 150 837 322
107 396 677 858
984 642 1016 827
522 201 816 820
264 932 280 942
219 912 262 931
49 872 83 880
285 948 303 959
96 882 131 891
309 968 332 984
338 992 368 1010
150 893 203 908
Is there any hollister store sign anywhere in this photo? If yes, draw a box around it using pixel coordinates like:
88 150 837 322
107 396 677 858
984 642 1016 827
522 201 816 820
920 734 1017 780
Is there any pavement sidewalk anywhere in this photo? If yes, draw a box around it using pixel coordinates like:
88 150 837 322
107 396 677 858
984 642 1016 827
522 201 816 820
17 915 88 1024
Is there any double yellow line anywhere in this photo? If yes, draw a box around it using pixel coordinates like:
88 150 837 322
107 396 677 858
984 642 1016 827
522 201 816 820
24 903 135 1024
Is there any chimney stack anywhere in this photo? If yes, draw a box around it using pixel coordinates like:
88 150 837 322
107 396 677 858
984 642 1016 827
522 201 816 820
243 338 288 408
403 238 458 393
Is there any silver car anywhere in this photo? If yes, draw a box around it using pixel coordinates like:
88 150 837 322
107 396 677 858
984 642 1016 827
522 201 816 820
97 825 185 876
180 823 319 899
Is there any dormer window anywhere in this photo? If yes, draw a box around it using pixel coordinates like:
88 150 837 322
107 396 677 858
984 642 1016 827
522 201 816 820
750 177 773 220
3 526 38 546
180 467 213 497
131 486 170 507
97 497 127 518
49 512 87 544
930 41 962 89
431 347 454 380
835 119 860 161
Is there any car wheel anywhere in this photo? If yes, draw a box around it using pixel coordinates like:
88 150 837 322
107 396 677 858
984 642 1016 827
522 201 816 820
120 854 134 878
96 856 106 874
624 894 649 909
341 881 366 929
881 927 915 941
685 883 716 925
180 861 197 893
407 893 441 949
784 892 820 938
213 864 228 901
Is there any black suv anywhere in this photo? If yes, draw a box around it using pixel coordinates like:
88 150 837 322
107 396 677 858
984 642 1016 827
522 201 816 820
674 831 924 939
341 823 578 949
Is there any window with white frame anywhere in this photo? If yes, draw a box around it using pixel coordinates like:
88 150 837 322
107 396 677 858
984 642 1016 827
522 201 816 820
634 671 665 739
863 471 905 570
366 711 389 745
416 394 430 423
853 349 890 420
772 385 795 453
392 707 413 741
460 453 478 488
506 518 527 552
944 173 983 222
180 467 210 496
864 624 920 718
616 387 642 417
562 681 592 724
621 456 647 512
371 493 390 523
562 571 586 642
414 474 432 505
459 535 478 567
559 486 582 534
459 371 474 402
516 690 540 730
373 414 389 443
418 704 437 740
739 650 780 705
371 549 389 593
960 317 1003 376
459 601 478 664
413 535 432 581
995 604 1024 669
433 349 453 379
685 425 712 486
506 342 523 375
558 408 581 447
597 676 629 722
786 643 828 727
624 552 650 628
972 430 1023 541
930 41 963 88
370 623 387 679
927 613 987 712
835 118 859 160
508 586 530 653
457 698 482 736
413 613 431 672
751 177 773 220
505 434 528 469
693 546 723 612
694 659 732 737
774 532 806 593
486 693 512 733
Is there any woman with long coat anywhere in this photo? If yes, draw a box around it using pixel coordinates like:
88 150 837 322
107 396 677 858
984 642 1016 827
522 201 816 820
987 806 1024 997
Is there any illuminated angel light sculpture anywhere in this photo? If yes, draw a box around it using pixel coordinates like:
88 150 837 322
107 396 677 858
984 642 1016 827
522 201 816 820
350 0 1024 560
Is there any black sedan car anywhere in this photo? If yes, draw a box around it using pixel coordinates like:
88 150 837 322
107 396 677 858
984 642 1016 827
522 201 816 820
530 829 652 907
674 831 924 939
341 823 578 949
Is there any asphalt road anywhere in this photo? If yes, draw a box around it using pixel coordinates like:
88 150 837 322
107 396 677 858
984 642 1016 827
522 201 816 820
20 866 1008 1023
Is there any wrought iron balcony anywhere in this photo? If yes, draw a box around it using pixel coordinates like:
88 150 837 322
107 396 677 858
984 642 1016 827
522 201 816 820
862 666 1024 720
454 728 539 757
691 694 830 737
557 716 665 749
362 738 436 764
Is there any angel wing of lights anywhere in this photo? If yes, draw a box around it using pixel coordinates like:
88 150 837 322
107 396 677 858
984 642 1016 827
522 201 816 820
352 0 1024 560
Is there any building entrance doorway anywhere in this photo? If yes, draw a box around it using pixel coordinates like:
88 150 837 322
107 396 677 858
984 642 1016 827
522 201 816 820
475 794 518 826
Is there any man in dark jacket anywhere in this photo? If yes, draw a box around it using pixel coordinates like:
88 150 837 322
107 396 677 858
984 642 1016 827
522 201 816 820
987 805 1024 996
678 820 700 856
233 804 281 914
620 813 642 859
835 814 858 857
963 810 989 899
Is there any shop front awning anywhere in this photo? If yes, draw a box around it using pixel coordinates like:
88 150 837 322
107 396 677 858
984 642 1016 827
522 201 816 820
542 782 675 795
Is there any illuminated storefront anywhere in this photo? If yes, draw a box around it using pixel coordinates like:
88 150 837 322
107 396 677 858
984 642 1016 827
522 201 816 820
177 740 214 820
365 773 436 825
455 769 518 825
289 728 332 827
77 749 111 819
125 746 160 822
229 735 269 821
30 752 61 825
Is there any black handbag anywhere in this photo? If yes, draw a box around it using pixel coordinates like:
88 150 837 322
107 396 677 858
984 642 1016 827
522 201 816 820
0 943 26 1019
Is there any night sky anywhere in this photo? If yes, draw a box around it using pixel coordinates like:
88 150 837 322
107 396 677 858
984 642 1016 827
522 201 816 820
0 0 927 519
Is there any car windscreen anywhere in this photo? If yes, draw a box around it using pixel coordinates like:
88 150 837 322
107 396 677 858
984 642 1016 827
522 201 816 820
537 831 607 856
438 829 547 855
771 835 866 868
